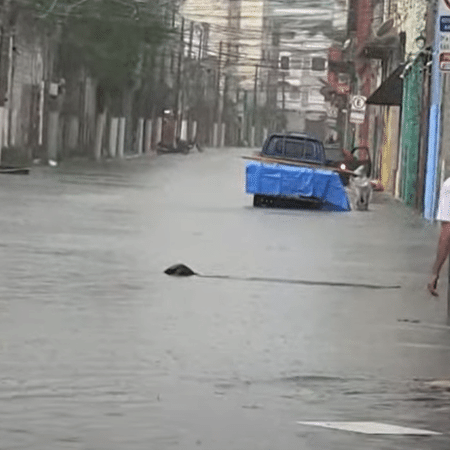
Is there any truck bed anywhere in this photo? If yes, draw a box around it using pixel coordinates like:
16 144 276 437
245 159 351 212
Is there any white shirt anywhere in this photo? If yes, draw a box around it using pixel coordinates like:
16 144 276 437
437 177 450 221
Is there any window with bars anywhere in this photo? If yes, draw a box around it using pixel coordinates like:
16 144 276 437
312 57 326 71
301 90 308 106
289 86 300 100
308 89 325 104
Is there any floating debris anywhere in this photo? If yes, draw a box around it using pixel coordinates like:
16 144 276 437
164 263 401 290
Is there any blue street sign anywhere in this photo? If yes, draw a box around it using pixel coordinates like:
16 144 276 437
441 16 450 31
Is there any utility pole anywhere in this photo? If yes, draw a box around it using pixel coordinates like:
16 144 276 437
0 0 12 150
271 24 281 132
0 0 11 106
197 26 203 60
188 21 194 59
424 0 444 220
265 50 276 132
174 16 185 139
216 40 223 124
343 107 349 151
243 89 248 144
253 64 258 126
225 0 241 146
185 20 194 139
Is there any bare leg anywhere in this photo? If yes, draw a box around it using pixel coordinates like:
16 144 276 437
428 222 450 296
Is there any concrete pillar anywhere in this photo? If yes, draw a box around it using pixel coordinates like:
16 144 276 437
0 107 4 158
67 116 79 151
263 127 268 143
220 123 226 147
156 117 163 143
213 123 219 147
137 118 144 155
94 112 106 161
10 109 17 146
180 119 188 141
117 117 126 158
192 121 198 141
38 81 45 146
173 120 178 147
48 111 60 161
1 106 8 150
250 126 255 148
109 117 119 158
145 119 152 152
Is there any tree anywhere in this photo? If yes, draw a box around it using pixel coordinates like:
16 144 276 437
26 0 175 103
13 0 178 156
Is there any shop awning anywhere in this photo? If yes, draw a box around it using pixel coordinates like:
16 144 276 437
366 64 405 106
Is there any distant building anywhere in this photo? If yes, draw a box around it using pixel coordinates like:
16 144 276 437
180 0 270 145
270 7 332 140
180 0 267 91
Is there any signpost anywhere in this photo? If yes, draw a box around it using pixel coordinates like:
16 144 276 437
349 95 367 124
425 0 446 221
349 111 365 124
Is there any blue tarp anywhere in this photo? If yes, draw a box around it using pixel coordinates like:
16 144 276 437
246 161 350 211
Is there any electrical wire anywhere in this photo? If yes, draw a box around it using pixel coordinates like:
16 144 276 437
37 0 60 18
29 0 341 84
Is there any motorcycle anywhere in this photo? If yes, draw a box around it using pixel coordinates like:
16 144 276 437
156 139 203 155
326 146 372 187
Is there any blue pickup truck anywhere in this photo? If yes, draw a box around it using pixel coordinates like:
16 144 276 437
260 132 327 165
245 132 351 211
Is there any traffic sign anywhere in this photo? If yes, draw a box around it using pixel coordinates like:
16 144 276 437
351 95 367 111
350 110 365 124
440 0 450 70
441 16 450 31
440 34 450 51
440 52 450 70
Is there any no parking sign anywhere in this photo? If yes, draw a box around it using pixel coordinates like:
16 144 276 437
349 95 366 124
351 95 367 111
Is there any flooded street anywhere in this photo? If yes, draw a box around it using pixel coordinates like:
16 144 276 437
1 149 450 449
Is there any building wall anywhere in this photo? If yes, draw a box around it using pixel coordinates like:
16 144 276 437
397 0 427 58
380 106 401 192
274 17 331 134
181 0 265 91
354 0 376 150
389 0 429 209
239 0 264 90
